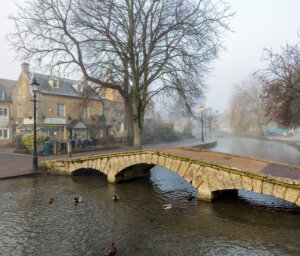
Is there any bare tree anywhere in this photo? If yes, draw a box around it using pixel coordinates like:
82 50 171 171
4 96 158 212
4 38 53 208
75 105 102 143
204 108 218 137
255 44 300 128
228 79 266 136
9 0 232 149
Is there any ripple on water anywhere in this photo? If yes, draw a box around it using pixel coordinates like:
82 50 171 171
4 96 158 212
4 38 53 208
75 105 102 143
0 167 299 255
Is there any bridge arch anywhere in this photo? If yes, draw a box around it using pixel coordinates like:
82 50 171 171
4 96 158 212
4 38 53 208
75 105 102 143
41 150 300 207
72 168 106 176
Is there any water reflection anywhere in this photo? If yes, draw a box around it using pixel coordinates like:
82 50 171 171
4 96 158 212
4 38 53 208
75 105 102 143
211 137 300 166
0 166 300 255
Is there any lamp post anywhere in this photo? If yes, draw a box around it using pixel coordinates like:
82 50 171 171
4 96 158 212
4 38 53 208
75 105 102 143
30 78 40 169
200 106 204 142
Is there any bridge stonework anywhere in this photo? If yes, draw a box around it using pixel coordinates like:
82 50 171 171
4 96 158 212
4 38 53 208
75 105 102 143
40 150 300 206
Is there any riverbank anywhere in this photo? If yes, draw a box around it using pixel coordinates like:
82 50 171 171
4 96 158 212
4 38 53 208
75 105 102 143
263 136 300 151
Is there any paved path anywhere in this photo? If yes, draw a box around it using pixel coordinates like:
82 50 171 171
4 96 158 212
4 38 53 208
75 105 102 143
0 138 204 179
0 152 36 179
1 138 299 181
160 148 300 180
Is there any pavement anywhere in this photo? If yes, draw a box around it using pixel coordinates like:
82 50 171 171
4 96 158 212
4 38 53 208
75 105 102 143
1 137 299 181
0 138 202 179
0 152 35 179
160 148 300 180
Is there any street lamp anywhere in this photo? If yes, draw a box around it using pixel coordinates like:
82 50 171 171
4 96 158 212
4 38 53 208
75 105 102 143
200 106 204 142
30 77 40 169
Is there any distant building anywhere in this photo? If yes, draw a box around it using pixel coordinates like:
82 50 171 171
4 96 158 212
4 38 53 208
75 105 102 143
0 63 159 145
0 63 127 145
144 101 155 120
0 78 16 144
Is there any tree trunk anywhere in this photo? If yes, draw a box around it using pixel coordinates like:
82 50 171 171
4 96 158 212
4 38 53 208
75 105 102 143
124 99 134 146
131 90 143 150
133 118 142 149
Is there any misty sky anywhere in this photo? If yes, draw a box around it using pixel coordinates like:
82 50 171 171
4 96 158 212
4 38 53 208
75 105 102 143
1 0 300 112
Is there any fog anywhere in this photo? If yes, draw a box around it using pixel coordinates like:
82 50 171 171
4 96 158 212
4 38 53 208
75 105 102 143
1 1 300 112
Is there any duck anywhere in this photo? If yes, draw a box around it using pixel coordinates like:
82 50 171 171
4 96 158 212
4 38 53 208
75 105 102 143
104 242 117 256
185 193 195 201
163 204 172 209
112 194 119 201
48 198 54 204
74 197 79 204
78 197 83 202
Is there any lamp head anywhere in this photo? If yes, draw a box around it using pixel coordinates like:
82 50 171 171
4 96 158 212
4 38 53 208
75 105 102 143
30 77 40 93
200 106 204 111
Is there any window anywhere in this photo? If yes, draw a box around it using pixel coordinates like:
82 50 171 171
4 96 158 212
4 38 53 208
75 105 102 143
53 79 59 88
101 89 106 98
18 86 22 96
0 90 4 99
115 110 122 118
104 109 109 118
82 106 88 118
146 109 152 118
0 129 9 139
78 85 82 92
17 105 23 118
41 129 57 137
0 108 8 117
57 103 65 117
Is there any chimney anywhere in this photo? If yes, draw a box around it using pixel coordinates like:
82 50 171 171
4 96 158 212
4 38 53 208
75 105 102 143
81 75 87 84
106 68 112 83
21 63 29 74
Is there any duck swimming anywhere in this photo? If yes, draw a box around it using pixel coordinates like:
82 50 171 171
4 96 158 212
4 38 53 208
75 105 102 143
104 242 117 256
185 193 195 201
74 197 79 204
112 194 119 201
163 204 172 209
48 198 54 204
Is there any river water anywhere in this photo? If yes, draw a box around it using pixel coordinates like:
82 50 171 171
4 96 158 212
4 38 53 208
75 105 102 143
1 137 300 255
210 136 300 166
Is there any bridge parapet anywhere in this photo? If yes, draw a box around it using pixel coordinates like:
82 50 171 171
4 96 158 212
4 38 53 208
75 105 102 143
40 149 300 206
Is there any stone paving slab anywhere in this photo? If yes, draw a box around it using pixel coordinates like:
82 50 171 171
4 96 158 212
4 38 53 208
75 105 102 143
159 148 300 180
0 152 36 179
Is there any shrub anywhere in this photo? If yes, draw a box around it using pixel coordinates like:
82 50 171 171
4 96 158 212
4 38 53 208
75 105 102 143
14 134 25 150
153 126 180 142
21 133 50 153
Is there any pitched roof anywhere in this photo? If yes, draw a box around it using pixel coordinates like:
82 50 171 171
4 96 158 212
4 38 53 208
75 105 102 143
0 78 17 100
33 73 100 100
67 120 87 129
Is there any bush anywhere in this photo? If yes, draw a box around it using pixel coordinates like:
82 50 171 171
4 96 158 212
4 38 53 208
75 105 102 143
153 126 180 142
14 134 25 150
21 133 50 153
142 124 153 143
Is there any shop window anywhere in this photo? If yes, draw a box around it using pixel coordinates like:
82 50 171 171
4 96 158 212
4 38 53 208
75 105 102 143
0 129 9 139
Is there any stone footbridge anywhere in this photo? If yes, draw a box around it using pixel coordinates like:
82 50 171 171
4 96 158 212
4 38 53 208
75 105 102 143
40 147 300 206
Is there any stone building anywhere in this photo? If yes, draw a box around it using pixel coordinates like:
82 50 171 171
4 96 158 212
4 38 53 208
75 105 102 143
9 63 126 142
0 78 16 144
0 63 159 145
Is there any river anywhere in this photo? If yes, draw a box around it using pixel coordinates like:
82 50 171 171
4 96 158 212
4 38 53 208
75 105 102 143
0 137 300 255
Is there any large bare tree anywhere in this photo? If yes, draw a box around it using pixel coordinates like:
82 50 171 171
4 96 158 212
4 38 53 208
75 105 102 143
255 44 300 128
9 0 232 149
